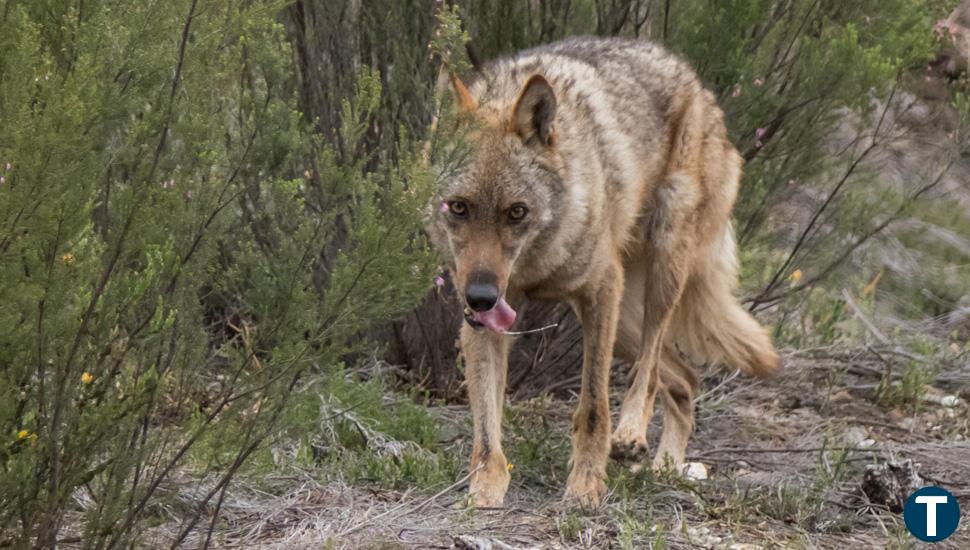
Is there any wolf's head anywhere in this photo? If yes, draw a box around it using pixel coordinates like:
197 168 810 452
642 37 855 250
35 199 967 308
430 75 563 332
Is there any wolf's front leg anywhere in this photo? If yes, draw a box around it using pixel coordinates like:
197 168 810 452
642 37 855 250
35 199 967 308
461 322 512 508
564 260 623 508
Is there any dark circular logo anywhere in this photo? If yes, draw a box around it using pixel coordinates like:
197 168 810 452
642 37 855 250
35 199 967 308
903 486 960 542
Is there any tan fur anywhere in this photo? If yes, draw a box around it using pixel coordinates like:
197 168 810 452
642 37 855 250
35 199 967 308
429 38 780 509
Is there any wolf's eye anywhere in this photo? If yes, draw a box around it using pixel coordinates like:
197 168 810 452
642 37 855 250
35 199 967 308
508 204 529 223
448 200 468 218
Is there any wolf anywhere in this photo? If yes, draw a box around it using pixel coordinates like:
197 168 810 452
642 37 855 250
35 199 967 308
428 37 780 508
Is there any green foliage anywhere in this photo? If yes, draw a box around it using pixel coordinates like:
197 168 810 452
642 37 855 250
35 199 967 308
0 0 435 545
300 370 462 489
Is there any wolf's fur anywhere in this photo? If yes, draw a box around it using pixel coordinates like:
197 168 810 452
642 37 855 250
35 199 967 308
429 37 780 508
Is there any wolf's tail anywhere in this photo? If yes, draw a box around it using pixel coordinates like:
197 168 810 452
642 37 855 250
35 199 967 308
670 225 780 377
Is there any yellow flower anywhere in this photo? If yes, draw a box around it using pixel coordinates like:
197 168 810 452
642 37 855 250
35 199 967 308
81 372 94 384
506 462 514 472
18 430 29 440
61 252 75 265
789 269 803 283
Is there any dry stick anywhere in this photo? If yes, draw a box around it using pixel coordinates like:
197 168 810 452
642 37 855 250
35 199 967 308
662 0 670 41
693 446 881 456
504 322 559 336
337 465 482 538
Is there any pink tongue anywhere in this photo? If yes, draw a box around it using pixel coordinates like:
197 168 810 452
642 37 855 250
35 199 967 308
472 297 517 333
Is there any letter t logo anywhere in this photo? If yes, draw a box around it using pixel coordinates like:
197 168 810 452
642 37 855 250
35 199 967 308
915 495 949 537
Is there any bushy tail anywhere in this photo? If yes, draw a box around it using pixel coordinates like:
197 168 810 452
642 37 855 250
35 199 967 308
670 226 780 377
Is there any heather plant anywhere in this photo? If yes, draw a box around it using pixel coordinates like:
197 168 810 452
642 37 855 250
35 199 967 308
0 1 435 545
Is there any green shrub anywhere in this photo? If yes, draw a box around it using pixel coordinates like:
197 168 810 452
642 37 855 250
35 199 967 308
0 1 435 545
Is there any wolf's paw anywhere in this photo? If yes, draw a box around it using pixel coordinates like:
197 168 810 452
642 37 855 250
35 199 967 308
563 467 607 509
469 466 510 509
610 429 648 461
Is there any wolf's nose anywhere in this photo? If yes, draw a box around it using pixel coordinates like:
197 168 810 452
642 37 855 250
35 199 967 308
465 282 499 312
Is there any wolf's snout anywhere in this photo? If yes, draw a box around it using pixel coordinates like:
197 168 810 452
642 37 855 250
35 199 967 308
465 281 499 312
464 271 500 312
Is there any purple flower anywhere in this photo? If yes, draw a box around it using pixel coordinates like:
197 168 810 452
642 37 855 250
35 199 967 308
434 275 445 288
4 162 10 171
439 201 449 213
755 127 766 140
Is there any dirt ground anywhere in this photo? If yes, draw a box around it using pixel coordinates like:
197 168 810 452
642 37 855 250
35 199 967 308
141 346 969 549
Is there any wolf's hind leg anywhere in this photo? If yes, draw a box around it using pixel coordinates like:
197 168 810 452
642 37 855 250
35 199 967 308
611 176 697 464
462 323 512 508
653 344 699 470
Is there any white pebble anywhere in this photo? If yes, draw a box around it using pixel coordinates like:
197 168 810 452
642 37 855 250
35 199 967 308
683 461 708 481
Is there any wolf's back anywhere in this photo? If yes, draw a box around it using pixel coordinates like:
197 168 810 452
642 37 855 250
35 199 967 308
476 37 701 152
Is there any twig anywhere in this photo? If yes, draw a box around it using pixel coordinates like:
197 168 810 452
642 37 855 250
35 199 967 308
504 322 559 336
693 446 881 457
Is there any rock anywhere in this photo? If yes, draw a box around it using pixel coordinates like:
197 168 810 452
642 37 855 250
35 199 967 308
830 390 853 403
860 459 924 512
923 391 962 408
683 462 709 481
686 525 722 546
842 426 869 447
452 535 518 550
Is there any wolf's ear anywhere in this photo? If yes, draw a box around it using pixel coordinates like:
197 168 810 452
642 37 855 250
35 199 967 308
512 75 556 147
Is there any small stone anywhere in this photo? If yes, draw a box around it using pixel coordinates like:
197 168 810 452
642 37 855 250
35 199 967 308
683 462 708 481
831 390 853 402
842 426 869 446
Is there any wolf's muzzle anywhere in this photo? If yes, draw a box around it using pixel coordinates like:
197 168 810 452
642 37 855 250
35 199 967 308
464 271 499 312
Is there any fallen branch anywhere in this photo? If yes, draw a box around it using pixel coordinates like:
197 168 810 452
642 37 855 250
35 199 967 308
692 445 881 457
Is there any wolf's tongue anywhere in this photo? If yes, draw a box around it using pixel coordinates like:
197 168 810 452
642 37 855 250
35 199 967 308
472 297 517 333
